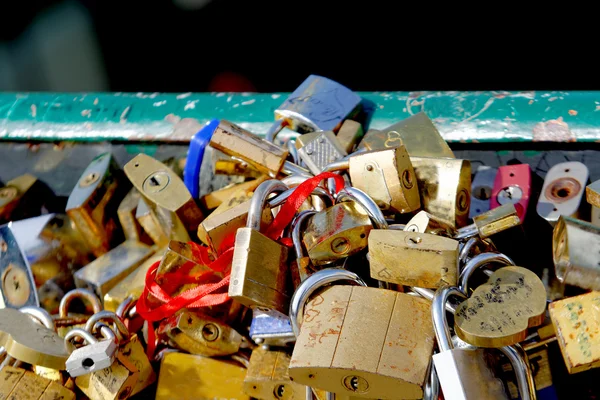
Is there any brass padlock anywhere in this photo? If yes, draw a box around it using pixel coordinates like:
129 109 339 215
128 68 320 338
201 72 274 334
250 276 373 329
244 348 306 400
0 174 55 224
587 179 600 227
157 310 244 357
404 210 455 237
229 180 291 314
214 157 263 178
289 283 435 399
156 351 250 400
66 153 131 257
118 188 152 244
135 197 170 247
291 210 317 287
124 153 204 242
549 291 600 374
552 215 600 291
0 365 75 400
0 224 39 308
199 176 267 212
357 112 455 158
410 156 471 228
73 240 154 300
369 230 459 288
336 119 364 153
296 131 348 175
455 203 522 240
39 214 93 271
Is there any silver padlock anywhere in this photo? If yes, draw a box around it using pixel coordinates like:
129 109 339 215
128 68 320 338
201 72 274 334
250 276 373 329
65 324 118 377
296 131 348 175
249 308 296 348
469 166 497 218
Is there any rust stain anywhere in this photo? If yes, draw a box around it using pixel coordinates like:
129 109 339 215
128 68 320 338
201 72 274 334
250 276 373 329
408 350 413 355
549 97 558 102
529 100 534 105
569 333 575 340
568 110 578 116
532 117 576 142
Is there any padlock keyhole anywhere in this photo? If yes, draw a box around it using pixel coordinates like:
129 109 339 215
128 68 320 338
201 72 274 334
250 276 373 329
557 188 570 198
82 358 95 369
274 384 286 399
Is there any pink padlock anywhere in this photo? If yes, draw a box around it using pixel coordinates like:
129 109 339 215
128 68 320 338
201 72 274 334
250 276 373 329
490 164 531 221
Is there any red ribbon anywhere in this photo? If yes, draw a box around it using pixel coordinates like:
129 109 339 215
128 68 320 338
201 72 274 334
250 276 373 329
137 172 345 358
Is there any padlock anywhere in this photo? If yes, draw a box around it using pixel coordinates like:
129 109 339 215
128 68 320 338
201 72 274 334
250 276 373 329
214 157 264 178
368 230 459 288
64 325 118 377
403 210 456 237
457 252 515 294
552 215 600 291
289 270 434 399
291 210 317 287
229 180 291 314
0 224 40 308
198 189 274 256
454 266 547 347
302 201 372 266
135 197 170 246
490 164 531 222
66 153 131 257
536 161 589 225
184 119 220 198
117 188 152 244
73 240 154 300
103 249 165 312
244 347 306 400
124 153 204 242
268 75 362 137
249 308 296 348
0 365 75 400
71 323 139 400
199 176 267 213
455 203 522 240
39 214 93 270
336 119 364 153
469 165 497 218
0 308 70 370
410 156 471 228
431 285 510 399
155 351 250 400
296 131 348 175
548 291 600 373
56 288 103 338
586 179 600 227
157 310 245 357
85 311 156 395
357 112 455 158
0 174 56 224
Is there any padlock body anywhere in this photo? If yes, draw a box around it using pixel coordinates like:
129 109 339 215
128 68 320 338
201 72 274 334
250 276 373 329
472 203 521 239
244 348 306 400
490 164 531 222
75 351 139 400
297 131 347 175
537 161 589 224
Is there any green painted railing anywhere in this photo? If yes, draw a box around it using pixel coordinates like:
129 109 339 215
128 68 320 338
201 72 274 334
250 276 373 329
0 91 599 143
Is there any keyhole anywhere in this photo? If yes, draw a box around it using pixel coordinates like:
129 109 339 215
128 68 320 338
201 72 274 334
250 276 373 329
82 358 95 369
274 384 286 399
331 237 351 254
201 323 219 341
150 176 160 186
457 189 469 212
343 375 369 393
409 236 422 244
473 186 491 201
142 172 170 193
80 172 100 188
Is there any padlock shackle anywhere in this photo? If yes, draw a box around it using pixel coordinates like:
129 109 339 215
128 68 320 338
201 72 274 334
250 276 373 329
322 159 350 173
432 285 466 353
247 180 289 231
116 296 136 320
458 237 480 265
292 210 316 259
65 328 99 345
59 288 103 318
336 187 388 230
498 344 536 400
85 311 130 340
458 252 515 294
269 187 333 209
19 306 55 331
289 269 367 337
281 161 313 178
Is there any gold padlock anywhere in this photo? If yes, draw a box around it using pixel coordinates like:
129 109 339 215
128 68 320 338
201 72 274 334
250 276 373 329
369 230 459 288
135 197 171 247
73 240 154 300
214 157 263 178
118 188 152 244
199 176 267 212
39 214 93 270
410 156 471 228
0 174 55 224
0 365 75 400
66 153 131 256
404 210 455 237
156 352 250 400
302 201 372 266
357 112 455 158
289 285 434 399
157 310 245 357
244 348 306 400
455 203 522 240
124 154 204 242
229 180 290 314
336 119 364 153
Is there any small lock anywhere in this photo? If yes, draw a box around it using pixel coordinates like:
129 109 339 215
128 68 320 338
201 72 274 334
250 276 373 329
39 214 93 271
135 197 176 247
244 347 306 400
124 153 204 242
455 203 522 240
199 176 267 213
0 174 56 225
229 180 291 314
490 164 531 222
552 215 600 291
357 112 455 158
296 131 348 175
117 188 152 244
157 310 244 357
336 119 364 153
537 161 589 225
66 153 131 257
586 179 600 227
410 156 471 228
469 165 497 218
156 352 250 400
0 365 75 400
249 308 295 348
73 240 154 301
65 325 118 377
0 224 39 308
369 230 459 289
404 210 456 237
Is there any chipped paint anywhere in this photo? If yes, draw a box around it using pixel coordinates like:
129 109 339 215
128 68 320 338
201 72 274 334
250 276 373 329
153 101 167 107
241 99 256 106
177 92 192 100
184 100 199 111
532 117 575 142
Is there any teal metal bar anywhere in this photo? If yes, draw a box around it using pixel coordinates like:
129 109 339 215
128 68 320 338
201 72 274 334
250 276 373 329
0 91 598 143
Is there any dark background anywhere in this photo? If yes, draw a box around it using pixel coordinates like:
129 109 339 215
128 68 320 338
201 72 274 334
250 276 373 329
0 0 591 93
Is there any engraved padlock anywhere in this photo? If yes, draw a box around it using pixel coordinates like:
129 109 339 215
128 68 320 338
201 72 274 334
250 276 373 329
64 325 118 377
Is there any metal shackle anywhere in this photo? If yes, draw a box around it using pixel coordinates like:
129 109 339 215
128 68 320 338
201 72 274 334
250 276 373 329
247 180 289 231
289 269 367 337
269 186 333 209
20 306 56 331
336 187 388 230
59 288 103 318
116 296 137 319
498 344 536 400
431 285 467 353
292 210 316 260
85 311 130 341
458 252 515 294
65 325 116 346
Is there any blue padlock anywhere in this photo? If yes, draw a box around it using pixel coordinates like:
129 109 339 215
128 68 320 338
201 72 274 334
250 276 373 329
183 119 220 198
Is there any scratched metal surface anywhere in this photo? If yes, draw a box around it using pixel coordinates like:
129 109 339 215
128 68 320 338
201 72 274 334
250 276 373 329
1 91 599 143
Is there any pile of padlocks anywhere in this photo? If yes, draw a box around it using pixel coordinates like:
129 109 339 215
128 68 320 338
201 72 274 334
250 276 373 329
0 75 600 400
